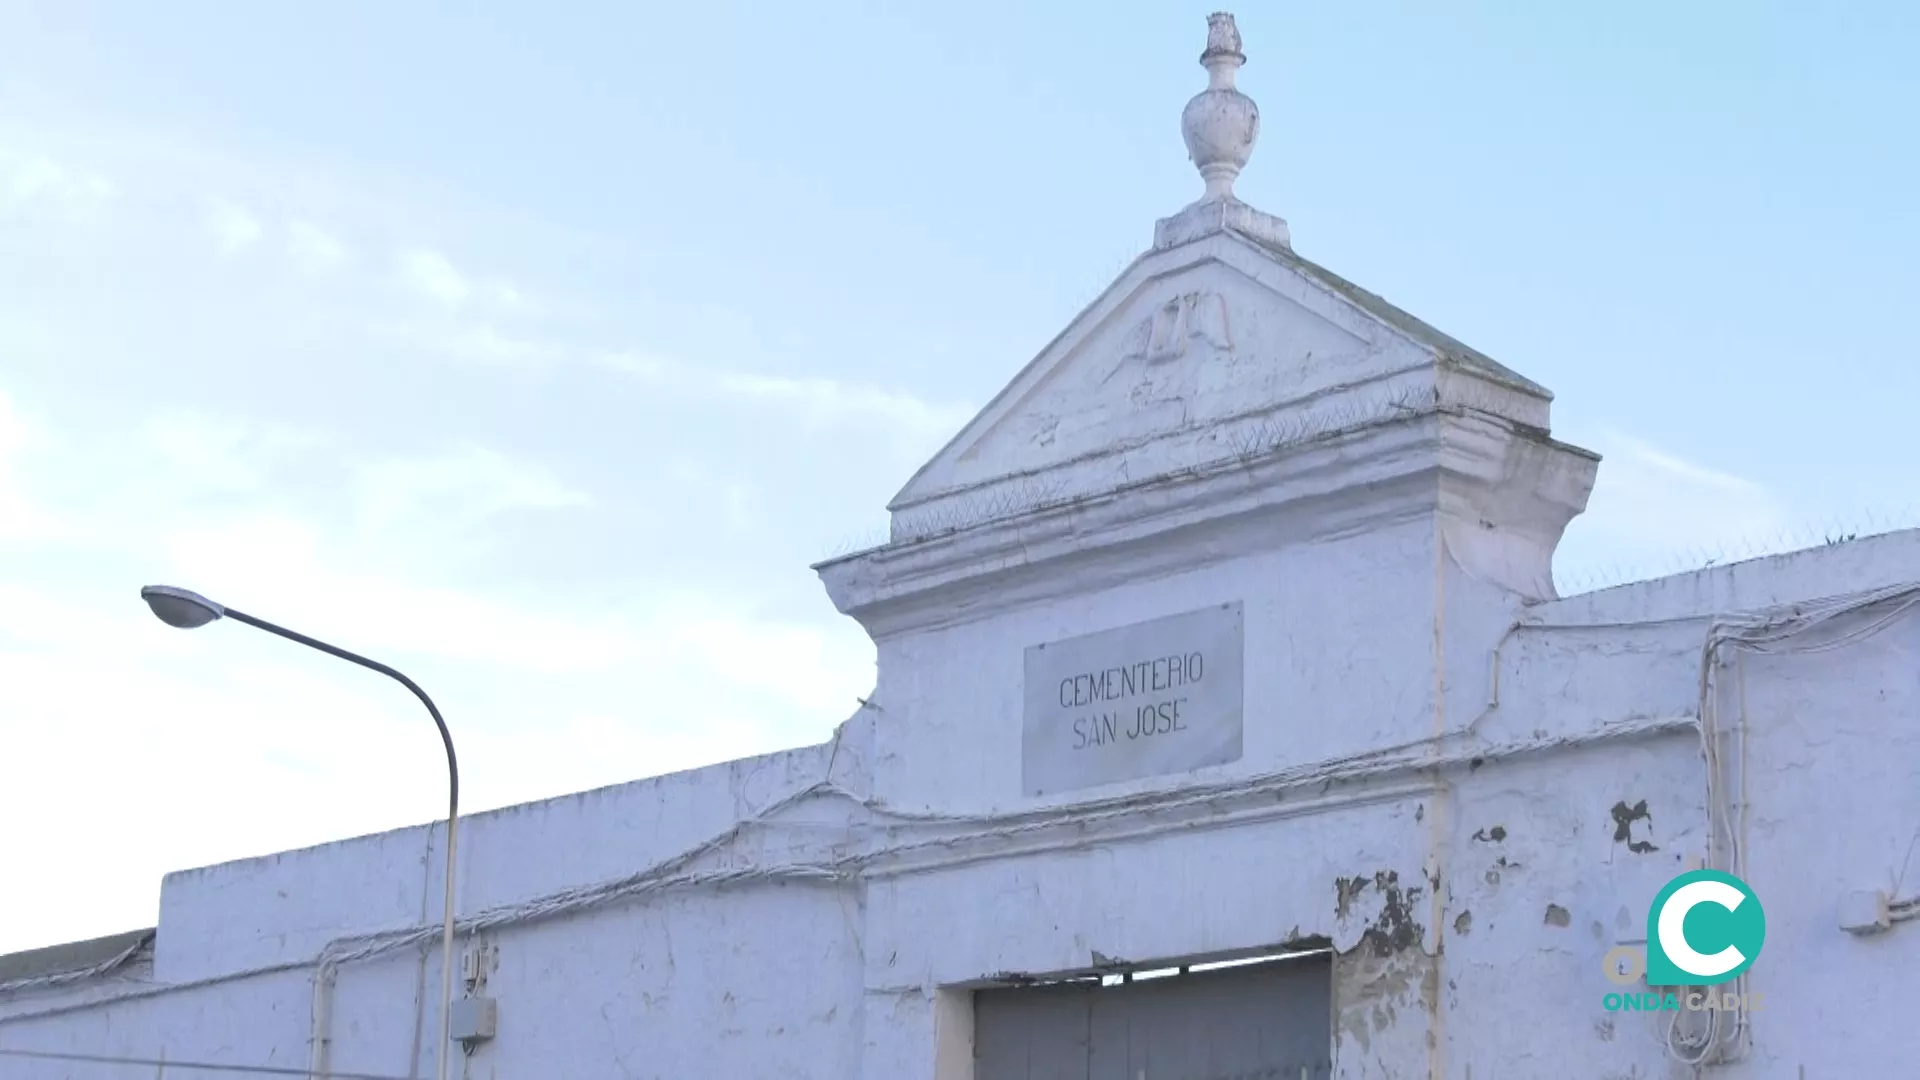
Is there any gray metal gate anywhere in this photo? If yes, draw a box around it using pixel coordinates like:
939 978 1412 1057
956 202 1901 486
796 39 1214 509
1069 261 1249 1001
973 954 1333 1080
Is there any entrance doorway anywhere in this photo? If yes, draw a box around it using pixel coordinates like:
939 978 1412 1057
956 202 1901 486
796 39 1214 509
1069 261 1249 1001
973 951 1333 1079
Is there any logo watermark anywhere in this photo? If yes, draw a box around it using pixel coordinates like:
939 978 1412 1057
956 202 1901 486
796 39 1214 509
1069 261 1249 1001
1599 869 1767 1013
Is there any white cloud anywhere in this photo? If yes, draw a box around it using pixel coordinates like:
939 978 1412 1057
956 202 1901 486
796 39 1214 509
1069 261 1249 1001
137 411 329 493
0 564 867 954
166 551 858 688
662 457 755 530
395 332 970 444
724 483 751 528
352 444 590 538
0 392 841 690
397 248 473 305
1556 429 1793 586
1603 432 1767 496
287 219 348 272
206 199 263 254
486 282 536 312
714 371 976 438
0 390 868 952
1591 431 1785 539
385 321 563 368
391 248 549 318
589 349 974 440
591 349 673 379
0 149 114 222
0 389 63 546
0 125 904 957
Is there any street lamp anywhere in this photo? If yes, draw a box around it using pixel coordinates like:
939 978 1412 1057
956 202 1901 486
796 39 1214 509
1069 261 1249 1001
139 585 460 1080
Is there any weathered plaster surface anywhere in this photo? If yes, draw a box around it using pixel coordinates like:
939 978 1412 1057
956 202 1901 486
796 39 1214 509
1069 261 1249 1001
7 25 1920 1076
7 430 1919 1080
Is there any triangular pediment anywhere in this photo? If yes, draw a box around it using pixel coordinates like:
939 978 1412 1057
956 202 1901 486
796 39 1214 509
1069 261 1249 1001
823 15 1598 626
889 227 1552 541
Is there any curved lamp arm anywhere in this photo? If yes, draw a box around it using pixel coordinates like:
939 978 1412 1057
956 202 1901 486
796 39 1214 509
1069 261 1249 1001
139 585 461 1080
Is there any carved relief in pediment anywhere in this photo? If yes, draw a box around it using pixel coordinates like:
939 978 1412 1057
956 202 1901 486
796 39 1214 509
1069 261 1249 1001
930 267 1375 496
1104 291 1235 414
1120 291 1235 365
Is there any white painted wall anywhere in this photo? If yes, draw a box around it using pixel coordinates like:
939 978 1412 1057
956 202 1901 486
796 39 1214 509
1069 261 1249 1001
7 63 1920 1076
6 531 1920 1078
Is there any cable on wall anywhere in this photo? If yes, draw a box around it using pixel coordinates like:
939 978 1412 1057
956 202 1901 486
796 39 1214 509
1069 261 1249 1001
8 582 1916 1076
0 1045 415 1080
305 713 1699 977
1667 582 1920 1067
3 711 1699 1056
0 931 153 997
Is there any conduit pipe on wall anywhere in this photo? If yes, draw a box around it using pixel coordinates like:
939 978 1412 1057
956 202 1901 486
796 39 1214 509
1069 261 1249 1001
13 586 1917 1075
1669 581 1920 1067
0 711 1700 1070
301 582 1920 1074
0 933 154 997
294 712 1700 1077
1486 583 1920 1069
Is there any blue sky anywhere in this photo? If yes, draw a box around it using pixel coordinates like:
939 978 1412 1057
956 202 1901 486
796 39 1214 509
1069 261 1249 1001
0 1 1914 953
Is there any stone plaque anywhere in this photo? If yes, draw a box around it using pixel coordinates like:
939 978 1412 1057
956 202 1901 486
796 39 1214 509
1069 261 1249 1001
1022 601 1245 797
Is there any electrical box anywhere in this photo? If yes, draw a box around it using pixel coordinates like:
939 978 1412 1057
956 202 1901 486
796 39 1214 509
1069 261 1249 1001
461 940 500 992
1839 889 1890 935
450 996 498 1044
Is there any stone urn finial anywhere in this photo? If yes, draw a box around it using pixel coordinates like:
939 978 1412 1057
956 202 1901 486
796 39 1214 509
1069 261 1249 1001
1181 12 1259 203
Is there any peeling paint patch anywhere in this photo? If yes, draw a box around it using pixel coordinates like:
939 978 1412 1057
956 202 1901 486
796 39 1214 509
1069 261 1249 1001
1610 799 1659 854
1334 871 1425 958
1453 911 1472 936
1483 853 1521 887
1335 876 1370 921
1333 946 1435 1059
1544 904 1571 928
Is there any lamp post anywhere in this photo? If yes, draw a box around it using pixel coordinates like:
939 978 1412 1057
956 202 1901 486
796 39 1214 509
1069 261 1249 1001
139 585 460 1080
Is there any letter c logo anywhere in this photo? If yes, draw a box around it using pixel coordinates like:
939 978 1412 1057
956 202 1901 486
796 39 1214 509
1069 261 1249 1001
1656 880 1747 979
1645 870 1765 987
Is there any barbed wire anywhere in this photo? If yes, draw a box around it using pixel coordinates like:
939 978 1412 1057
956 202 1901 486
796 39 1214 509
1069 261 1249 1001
827 459 1920 598
11 581 1914 1075
1556 504 1920 596
821 381 1466 555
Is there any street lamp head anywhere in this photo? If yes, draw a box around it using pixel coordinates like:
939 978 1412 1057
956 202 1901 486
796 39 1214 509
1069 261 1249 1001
140 585 226 629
